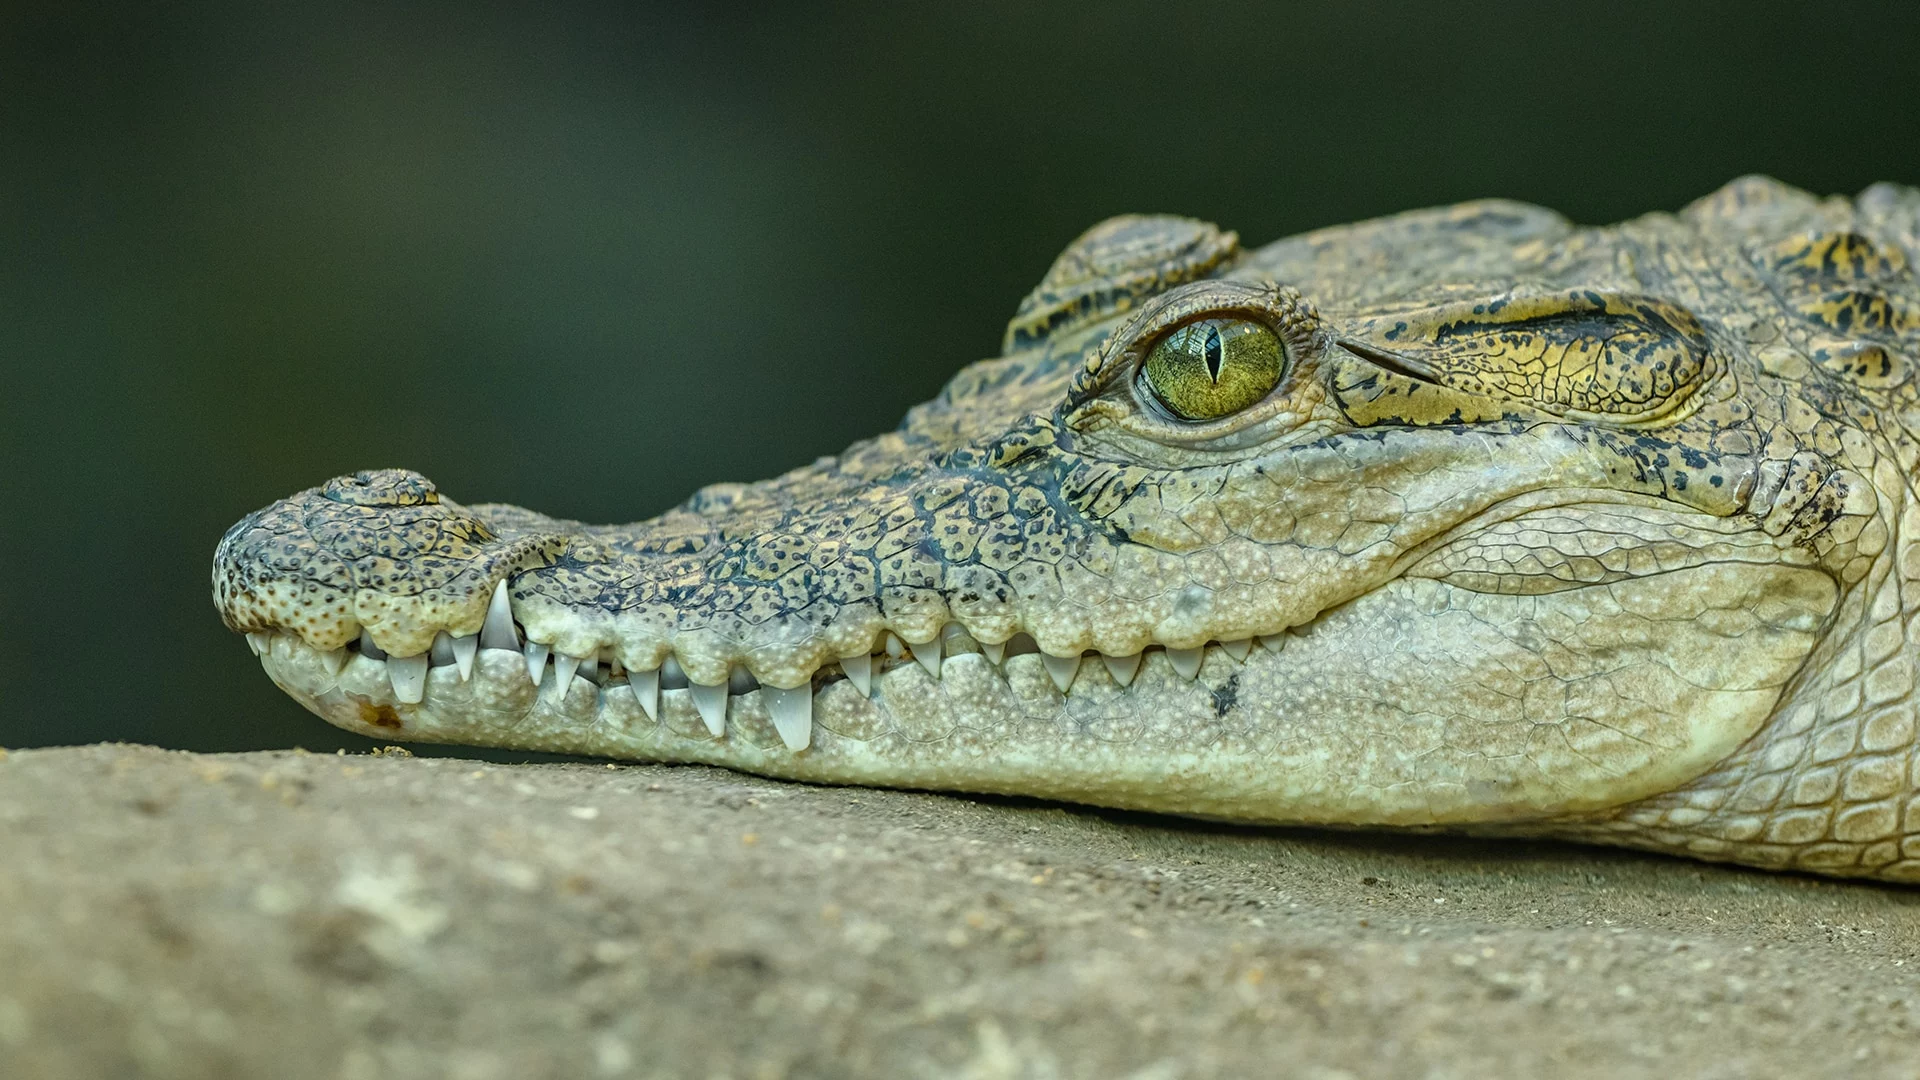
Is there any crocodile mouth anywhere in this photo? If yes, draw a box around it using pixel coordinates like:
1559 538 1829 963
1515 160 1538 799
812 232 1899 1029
243 537 1835 829
246 574 1305 754
242 492 1822 771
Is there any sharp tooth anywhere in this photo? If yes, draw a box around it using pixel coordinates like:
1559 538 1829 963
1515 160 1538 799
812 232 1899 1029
913 635 943 678
763 685 813 751
359 629 387 661
980 640 1006 665
1257 634 1286 653
551 652 582 698
1041 653 1080 692
628 667 659 721
388 653 429 703
480 580 519 649
728 666 760 695
246 631 271 656
524 642 550 685
1102 651 1142 687
451 634 478 680
841 653 872 697
429 631 457 667
884 633 907 658
660 655 690 690
1221 638 1252 662
319 647 346 677
691 681 728 736
1166 646 1203 680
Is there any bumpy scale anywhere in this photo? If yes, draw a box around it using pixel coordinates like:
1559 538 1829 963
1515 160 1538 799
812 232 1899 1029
214 178 1920 883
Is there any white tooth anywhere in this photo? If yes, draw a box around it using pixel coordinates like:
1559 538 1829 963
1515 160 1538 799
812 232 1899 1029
451 634 478 680
551 652 582 698
629 667 659 721
247 631 271 656
1258 634 1287 653
480 580 519 650
1221 638 1252 662
359 628 387 661
524 642 550 685
1102 651 1142 687
691 681 728 736
885 633 907 658
913 635 943 678
660 655 689 690
980 640 1006 666
1041 653 1080 692
430 631 457 667
841 653 872 697
604 647 622 678
388 653 429 704
1167 646 1204 680
763 685 813 751
319 647 346 677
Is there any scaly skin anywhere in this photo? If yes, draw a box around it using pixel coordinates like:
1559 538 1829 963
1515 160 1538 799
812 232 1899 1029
214 177 1920 882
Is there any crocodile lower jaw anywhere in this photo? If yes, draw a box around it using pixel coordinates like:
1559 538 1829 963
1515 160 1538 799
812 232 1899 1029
246 580 1291 755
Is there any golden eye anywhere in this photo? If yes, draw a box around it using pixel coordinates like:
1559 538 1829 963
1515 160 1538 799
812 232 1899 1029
1140 317 1285 421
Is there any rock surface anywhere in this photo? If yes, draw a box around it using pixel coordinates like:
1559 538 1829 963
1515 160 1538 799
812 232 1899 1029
1 744 1917 1079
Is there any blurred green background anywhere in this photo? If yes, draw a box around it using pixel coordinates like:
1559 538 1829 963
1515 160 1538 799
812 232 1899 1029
4 1 1917 755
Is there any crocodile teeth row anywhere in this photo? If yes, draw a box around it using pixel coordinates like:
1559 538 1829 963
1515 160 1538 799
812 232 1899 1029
262 580 1296 754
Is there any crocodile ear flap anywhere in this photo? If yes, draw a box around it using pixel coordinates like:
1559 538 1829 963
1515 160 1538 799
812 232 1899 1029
1001 214 1239 355
1340 290 1714 425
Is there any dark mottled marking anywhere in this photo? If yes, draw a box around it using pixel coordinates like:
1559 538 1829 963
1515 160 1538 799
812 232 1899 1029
1210 673 1239 718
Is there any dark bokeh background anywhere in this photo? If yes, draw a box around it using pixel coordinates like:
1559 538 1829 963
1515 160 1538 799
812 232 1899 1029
5 1 1918 755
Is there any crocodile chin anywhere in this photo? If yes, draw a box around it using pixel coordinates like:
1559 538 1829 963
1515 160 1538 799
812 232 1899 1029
219 178 1920 881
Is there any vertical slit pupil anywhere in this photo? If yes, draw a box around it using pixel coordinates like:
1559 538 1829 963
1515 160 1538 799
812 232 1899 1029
1203 324 1223 381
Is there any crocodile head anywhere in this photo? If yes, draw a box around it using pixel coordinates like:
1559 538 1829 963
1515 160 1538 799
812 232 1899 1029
215 177 1920 881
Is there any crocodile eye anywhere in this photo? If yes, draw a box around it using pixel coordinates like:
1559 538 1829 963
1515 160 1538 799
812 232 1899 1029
1140 317 1285 421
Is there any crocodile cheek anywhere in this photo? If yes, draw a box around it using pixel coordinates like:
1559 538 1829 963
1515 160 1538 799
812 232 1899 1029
1221 563 1838 823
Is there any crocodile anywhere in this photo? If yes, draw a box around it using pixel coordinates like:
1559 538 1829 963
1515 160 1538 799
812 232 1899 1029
214 176 1920 883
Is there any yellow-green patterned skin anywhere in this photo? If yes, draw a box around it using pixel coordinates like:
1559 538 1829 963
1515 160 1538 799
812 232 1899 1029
214 177 1920 883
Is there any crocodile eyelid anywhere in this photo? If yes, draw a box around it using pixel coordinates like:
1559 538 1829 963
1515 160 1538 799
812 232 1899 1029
1060 279 1329 444
1069 279 1323 400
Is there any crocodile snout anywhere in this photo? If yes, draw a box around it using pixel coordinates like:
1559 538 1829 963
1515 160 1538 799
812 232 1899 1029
212 470 567 657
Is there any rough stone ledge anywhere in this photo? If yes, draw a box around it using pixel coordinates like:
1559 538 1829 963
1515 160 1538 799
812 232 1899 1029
1 742 1917 1079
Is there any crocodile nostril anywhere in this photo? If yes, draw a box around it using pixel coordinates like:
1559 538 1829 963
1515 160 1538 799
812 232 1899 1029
322 469 441 507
